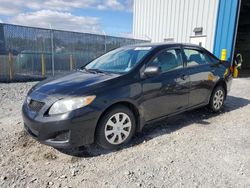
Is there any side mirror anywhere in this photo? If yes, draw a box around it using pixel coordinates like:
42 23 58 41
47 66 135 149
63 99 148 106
143 66 161 77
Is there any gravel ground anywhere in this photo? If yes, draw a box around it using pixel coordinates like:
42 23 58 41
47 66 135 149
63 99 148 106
0 78 250 188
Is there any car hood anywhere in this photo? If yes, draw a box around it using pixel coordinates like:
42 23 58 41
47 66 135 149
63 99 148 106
31 71 120 98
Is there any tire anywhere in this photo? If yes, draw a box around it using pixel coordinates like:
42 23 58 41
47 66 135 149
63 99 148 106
209 85 225 112
95 105 136 150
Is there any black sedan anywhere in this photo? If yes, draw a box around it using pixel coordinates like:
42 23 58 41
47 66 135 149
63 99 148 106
22 43 232 150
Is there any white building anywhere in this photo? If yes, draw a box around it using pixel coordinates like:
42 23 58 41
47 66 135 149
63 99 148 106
133 0 250 76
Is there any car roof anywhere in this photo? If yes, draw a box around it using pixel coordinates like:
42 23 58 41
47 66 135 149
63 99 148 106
126 42 203 49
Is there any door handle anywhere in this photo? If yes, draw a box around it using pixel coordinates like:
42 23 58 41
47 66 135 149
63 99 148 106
181 74 188 80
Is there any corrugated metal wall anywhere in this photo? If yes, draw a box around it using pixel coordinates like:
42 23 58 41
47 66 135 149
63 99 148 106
133 0 219 52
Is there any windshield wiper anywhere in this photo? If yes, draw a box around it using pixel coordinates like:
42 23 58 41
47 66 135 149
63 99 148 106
81 68 106 74
88 69 105 74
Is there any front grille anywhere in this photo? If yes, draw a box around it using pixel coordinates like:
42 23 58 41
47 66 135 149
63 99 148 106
28 99 45 112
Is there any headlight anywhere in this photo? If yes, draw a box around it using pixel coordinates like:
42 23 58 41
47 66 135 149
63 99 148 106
48 95 96 115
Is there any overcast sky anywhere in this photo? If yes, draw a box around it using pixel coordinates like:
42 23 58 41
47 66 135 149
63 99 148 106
0 0 134 37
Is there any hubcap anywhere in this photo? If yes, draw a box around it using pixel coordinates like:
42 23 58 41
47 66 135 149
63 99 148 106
213 90 224 110
104 112 132 145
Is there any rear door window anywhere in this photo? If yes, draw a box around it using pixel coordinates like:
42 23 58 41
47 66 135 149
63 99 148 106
184 49 211 67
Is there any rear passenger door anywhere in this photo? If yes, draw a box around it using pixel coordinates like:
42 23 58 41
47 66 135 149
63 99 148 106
183 47 215 107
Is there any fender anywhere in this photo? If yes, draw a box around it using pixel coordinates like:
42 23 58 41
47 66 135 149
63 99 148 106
208 78 228 103
96 98 145 133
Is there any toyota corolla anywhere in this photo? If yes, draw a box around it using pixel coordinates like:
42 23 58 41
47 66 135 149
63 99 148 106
22 43 232 150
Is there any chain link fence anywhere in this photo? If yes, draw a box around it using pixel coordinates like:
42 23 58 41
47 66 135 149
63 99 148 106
0 23 148 82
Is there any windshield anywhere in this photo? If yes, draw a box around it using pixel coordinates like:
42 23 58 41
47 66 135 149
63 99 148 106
85 46 152 73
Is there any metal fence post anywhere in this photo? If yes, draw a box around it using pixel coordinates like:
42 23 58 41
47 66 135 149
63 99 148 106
41 54 45 78
70 55 73 71
8 51 13 81
50 25 55 76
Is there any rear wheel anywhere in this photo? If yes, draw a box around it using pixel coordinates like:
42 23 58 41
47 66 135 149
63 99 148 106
96 105 136 150
209 86 225 112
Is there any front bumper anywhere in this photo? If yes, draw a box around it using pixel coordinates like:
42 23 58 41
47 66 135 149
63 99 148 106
22 104 101 148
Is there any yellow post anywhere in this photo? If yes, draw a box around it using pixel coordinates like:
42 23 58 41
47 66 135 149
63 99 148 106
8 51 13 81
220 49 227 61
233 65 239 78
41 54 45 78
70 55 73 71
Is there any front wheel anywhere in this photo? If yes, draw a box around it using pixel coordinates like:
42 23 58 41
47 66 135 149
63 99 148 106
209 86 225 112
95 105 136 150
